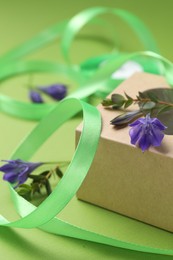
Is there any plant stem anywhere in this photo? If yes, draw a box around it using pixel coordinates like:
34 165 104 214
132 98 173 107
103 97 173 108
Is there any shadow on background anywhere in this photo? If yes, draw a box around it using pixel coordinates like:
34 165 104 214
1 226 172 260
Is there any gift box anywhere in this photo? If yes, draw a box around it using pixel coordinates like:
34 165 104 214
76 72 173 232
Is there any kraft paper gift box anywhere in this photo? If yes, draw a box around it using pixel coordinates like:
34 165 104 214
76 72 173 232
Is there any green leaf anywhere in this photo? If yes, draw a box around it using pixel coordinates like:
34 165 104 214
55 167 63 178
156 109 173 135
31 182 41 194
102 99 114 107
111 94 125 108
139 91 158 102
139 101 156 110
147 92 158 102
141 88 173 103
17 184 31 190
29 174 44 181
124 99 133 108
16 184 32 201
111 94 125 103
136 95 141 101
40 170 50 178
124 92 133 100
138 91 146 99
112 104 124 109
139 88 173 135
156 105 172 115
44 179 52 195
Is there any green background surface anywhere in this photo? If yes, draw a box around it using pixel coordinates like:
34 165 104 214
1 0 173 259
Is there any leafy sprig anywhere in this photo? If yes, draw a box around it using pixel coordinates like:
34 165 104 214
102 88 173 134
102 92 173 111
16 163 67 201
0 159 69 202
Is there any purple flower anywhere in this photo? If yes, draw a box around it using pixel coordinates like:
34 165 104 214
38 84 67 101
29 90 44 103
129 114 167 152
111 110 143 126
0 159 43 187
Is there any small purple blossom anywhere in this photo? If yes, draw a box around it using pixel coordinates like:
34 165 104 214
38 84 67 101
29 90 44 103
129 114 167 152
0 159 43 187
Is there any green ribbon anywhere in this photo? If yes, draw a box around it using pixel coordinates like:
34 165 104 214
1 6 173 256
61 6 158 63
0 6 158 120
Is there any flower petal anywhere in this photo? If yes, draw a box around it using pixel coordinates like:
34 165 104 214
18 170 29 185
0 163 28 183
129 125 142 144
150 127 164 146
27 162 43 174
0 164 16 173
0 159 43 187
151 118 167 130
29 90 44 103
138 133 151 152
3 172 18 183
38 84 67 101
129 119 141 127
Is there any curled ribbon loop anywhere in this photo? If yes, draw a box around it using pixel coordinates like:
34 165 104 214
0 97 101 227
0 7 158 120
61 6 158 63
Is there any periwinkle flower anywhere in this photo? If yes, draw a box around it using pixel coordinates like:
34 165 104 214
38 84 67 101
129 114 167 152
29 90 44 103
0 159 43 187
111 110 143 126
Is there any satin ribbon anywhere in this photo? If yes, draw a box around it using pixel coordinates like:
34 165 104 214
0 51 173 256
1 6 173 256
0 51 168 119
61 6 158 63
0 6 158 120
